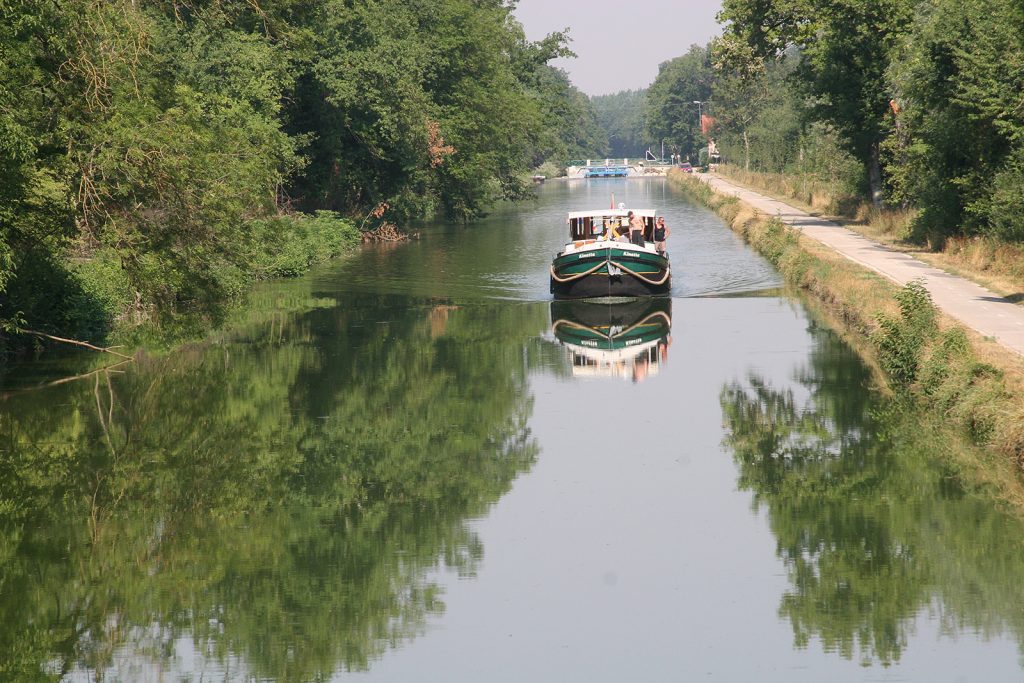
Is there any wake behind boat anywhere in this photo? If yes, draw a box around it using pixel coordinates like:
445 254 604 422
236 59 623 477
549 208 671 299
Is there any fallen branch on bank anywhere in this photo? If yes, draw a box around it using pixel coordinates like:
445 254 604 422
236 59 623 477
19 329 134 360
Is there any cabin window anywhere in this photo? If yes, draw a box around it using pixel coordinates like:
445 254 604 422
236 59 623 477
570 216 610 240
569 218 584 240
572 215 645 239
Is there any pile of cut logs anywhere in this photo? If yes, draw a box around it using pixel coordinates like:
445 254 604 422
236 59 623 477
361 222 413 243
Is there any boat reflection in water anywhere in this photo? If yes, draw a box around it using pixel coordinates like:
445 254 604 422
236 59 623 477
550 298 672 382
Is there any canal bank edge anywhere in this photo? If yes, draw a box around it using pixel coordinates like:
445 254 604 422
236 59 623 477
668 170 1024 481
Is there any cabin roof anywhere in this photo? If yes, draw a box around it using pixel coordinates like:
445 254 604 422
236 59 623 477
567 209 657 219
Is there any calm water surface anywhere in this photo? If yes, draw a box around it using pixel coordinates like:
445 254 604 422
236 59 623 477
3 179 1024 681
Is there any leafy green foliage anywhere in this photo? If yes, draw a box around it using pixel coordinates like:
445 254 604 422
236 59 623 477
872 280 937 388
886 0 1024 244
291 0 588 222
247 212 359 279
985 148 1024 242
0 0 597 353
708 35 773 171
719 0 915 202
591 90 649 158
527 65 608 166
689 0 1024 242
644 45 714 160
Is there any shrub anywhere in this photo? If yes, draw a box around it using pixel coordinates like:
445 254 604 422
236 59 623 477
69 249 136 330
919 327 970 403
872 280 937 388
754 218 799 264
247 211 359 279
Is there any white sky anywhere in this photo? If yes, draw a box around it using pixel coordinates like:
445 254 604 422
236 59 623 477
513 0 724 96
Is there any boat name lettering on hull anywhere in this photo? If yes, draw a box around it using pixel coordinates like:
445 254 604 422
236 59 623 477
622 252 640 257
578 253 596 259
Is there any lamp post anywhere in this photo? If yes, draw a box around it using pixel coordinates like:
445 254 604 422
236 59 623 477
693 100 705 163
660 139 665 162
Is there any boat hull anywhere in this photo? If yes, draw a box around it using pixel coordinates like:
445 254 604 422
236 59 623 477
550 245 670 299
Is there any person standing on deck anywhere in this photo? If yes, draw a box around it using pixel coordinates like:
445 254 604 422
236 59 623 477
654 216 669 255
628 211 645 247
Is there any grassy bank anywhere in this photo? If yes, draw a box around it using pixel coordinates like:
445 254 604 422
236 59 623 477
2 211 360 358
715 164 1024 302
670 170 1024 491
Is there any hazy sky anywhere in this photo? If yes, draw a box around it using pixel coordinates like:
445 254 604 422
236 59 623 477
513 0 724 96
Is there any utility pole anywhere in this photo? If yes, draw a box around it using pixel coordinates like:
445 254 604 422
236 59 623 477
693 101 705 162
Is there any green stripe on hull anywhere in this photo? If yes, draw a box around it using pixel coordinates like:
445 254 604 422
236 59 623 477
553 247 666 266
552 247 669 276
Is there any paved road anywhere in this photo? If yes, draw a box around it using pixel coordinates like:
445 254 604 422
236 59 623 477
699 173 1024 358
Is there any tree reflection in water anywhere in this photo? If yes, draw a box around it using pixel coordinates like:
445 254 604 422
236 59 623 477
0 294 547 681
720 320 1024 667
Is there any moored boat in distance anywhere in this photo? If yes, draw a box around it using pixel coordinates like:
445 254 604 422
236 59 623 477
550 208 671 299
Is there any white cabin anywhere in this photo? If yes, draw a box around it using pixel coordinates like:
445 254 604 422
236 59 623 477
566 209 657 241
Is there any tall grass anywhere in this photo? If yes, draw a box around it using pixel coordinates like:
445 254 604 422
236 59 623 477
717 163 863 216
717 164 921 240
853 205 916 241
942 237 1024 285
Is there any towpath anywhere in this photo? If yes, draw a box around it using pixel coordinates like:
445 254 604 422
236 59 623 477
698 173 1024 358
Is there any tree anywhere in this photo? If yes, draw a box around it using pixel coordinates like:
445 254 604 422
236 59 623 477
644 45 714 161
719 0 916 205
1 0 598 351
527 65 608 166
885 0 1024 244
591 90 649 158
710 35 774 171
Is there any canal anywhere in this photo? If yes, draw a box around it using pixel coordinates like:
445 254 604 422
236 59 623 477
4 178 1024 681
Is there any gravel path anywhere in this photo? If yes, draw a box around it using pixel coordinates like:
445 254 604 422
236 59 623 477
699 173 1024 357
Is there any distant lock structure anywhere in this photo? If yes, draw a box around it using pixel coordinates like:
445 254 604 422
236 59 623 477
564 156 674 178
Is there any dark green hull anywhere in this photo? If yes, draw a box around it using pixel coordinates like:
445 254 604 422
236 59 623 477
550 245 670 299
